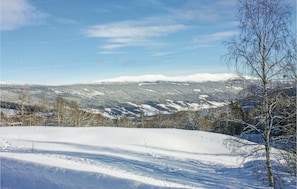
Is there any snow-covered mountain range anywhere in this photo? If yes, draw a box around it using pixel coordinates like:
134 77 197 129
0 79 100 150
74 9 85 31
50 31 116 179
0 73 251 118
92 73 246 83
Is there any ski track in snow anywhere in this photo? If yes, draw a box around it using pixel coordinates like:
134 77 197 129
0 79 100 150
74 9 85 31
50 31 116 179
1 127 296 189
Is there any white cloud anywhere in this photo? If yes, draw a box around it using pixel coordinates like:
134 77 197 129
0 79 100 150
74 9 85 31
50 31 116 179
183 31 238 50
100 44 126 50
151 52 173 57
82 0 238 53
84 23 185 38
83 20 187 50
193 31 238 45
165 0 237 23
0 0 46 30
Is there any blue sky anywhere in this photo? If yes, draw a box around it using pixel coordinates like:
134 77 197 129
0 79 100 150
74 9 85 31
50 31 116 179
0 0 295 85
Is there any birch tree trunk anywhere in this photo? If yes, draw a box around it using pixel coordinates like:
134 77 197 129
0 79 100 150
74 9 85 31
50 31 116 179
223 0 295 187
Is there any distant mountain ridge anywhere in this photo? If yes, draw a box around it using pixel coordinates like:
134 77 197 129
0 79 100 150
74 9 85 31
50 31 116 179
92 73 251 83
0 74 250 118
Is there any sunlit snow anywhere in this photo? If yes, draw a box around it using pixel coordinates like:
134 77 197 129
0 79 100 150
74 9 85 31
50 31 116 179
1 126 295 189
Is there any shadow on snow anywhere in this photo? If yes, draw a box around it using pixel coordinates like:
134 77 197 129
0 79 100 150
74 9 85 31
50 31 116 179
0 139 276 189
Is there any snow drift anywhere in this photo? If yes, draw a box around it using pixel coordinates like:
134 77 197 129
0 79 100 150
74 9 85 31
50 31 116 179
1 127 295 189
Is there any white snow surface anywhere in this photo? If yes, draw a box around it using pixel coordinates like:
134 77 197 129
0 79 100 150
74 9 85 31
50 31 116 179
93 73 240 83
1 126 295 189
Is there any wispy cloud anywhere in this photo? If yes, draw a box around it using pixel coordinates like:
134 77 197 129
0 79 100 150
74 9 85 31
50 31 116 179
165 0 236 23
151 52 173 57
83 21 186 38
193 31 238 47
195 31 238 42
83 20 187 51
0 0 46 30
183 31 238 50
83 0 238 54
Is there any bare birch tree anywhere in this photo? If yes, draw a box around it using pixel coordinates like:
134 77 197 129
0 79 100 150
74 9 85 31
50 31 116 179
18 88 30 125
223 0 295 187
55 96 67 126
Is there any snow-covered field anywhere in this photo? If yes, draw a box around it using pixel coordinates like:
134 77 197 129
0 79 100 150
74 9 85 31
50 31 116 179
1 127 295 189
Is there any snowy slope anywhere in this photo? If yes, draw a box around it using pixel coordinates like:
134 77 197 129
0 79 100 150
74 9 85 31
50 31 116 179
1 127 295 189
